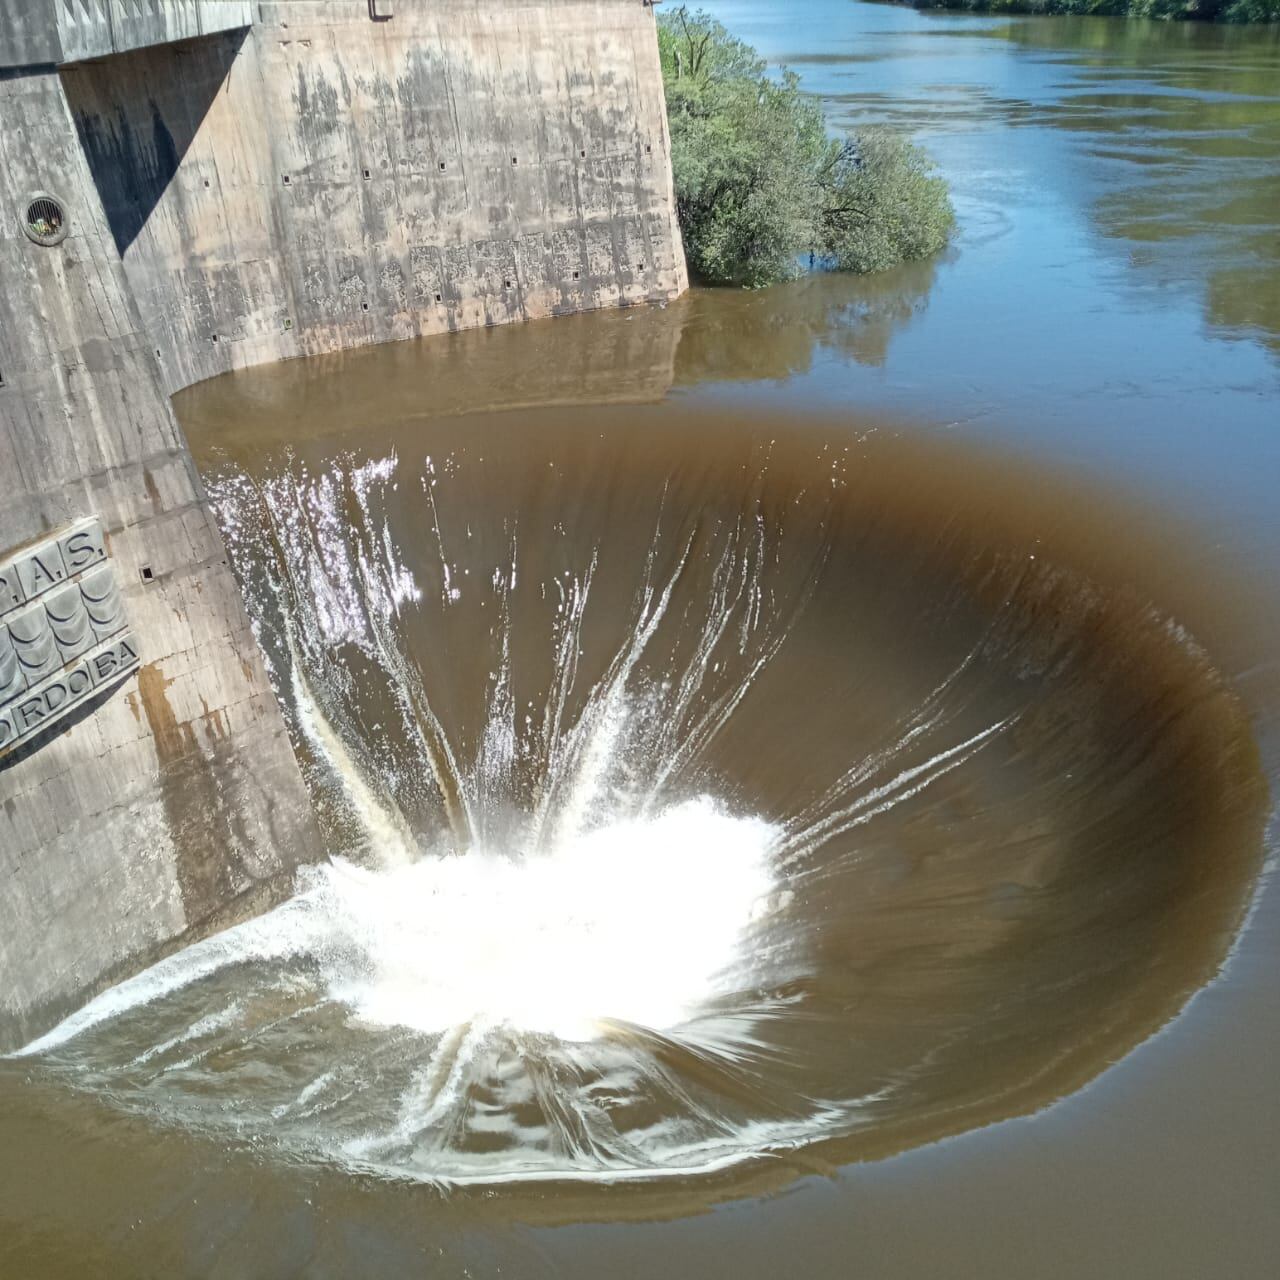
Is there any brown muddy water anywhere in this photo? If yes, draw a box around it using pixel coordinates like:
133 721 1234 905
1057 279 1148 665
3 4 1280 1278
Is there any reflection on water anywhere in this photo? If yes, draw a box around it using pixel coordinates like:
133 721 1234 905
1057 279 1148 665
674 256 943 376
172 262 943 458
998 16 1280 356
718 0 1280 393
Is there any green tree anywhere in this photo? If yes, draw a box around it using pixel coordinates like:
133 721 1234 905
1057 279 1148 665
818 132 956 274
896 0 1279 20
658 7 955 287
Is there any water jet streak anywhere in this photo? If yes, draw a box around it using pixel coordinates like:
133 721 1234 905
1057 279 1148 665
20 406 1266 1194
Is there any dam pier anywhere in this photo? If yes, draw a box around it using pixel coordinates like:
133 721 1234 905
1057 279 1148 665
0 0 686 1051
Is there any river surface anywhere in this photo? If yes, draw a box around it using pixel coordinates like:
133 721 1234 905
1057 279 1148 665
3 4 1280 1277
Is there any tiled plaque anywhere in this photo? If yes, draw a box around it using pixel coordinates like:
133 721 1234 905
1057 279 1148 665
0 518 139 758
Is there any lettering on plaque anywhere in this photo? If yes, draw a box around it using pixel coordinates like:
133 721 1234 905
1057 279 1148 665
0 562 22 612
0 517 139 760
59 523 107 575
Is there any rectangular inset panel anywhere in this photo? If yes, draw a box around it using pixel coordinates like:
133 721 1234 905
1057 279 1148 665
0 516 136 759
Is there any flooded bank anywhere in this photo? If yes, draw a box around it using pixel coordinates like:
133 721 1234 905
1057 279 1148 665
3 3 1280 1276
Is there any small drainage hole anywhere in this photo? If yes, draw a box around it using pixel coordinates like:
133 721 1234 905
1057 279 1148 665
24 195 67 247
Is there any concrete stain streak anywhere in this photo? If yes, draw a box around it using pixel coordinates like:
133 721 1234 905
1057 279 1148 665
56 2 686 397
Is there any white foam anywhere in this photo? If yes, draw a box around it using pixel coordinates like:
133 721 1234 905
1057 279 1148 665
14 898 319 1057
19 456 813 1182
19 797 779 1056
313 797 779 1042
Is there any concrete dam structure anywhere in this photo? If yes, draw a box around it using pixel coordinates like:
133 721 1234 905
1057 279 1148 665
0 0 687 1051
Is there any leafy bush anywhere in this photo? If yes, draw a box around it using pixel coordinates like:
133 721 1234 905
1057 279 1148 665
658 7 955 287
895 0 1279 19
1219 0 1280 21
818 132 957 274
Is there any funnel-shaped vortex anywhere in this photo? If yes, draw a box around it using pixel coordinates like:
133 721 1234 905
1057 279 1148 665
22 408 1265 1196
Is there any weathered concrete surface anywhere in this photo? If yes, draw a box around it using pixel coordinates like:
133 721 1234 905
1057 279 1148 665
0 1 686 1051
0 1 253 68
63 0 688 393
0 65 321 1052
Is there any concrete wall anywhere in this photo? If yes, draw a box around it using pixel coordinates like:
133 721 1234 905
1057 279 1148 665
0 1 253 67
0 0 61 66
0 2 685 1050
0 63 322 1051
63 0 687 394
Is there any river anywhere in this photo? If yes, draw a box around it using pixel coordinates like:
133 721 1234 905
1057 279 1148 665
3 4 1279 1277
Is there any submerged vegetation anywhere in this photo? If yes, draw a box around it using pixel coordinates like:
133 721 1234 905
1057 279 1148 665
893 0 1279 21
657 7 955 287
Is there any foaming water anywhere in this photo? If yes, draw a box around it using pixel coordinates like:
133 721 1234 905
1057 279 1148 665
20 795 795 1181
311 798 780 1042
20 799 778 1051
19 404 1267 1195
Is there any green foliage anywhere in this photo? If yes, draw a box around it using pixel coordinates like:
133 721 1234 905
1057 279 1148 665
894 0 1279 19
819 132 956 274
1219 0 1280 21
658 8 955 287
657 9 826 286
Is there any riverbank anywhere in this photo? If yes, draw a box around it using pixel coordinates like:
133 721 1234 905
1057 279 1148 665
885 0 1278 23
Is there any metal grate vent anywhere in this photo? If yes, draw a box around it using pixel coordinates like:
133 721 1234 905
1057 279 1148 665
23 194 68 247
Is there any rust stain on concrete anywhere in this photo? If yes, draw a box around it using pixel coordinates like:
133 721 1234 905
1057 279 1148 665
135 661 241 928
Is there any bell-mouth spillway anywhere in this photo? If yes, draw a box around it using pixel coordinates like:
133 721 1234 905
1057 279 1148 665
14 372 1269 1212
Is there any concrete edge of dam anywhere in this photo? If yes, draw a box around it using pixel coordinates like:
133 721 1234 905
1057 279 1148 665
0 0 688 1051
